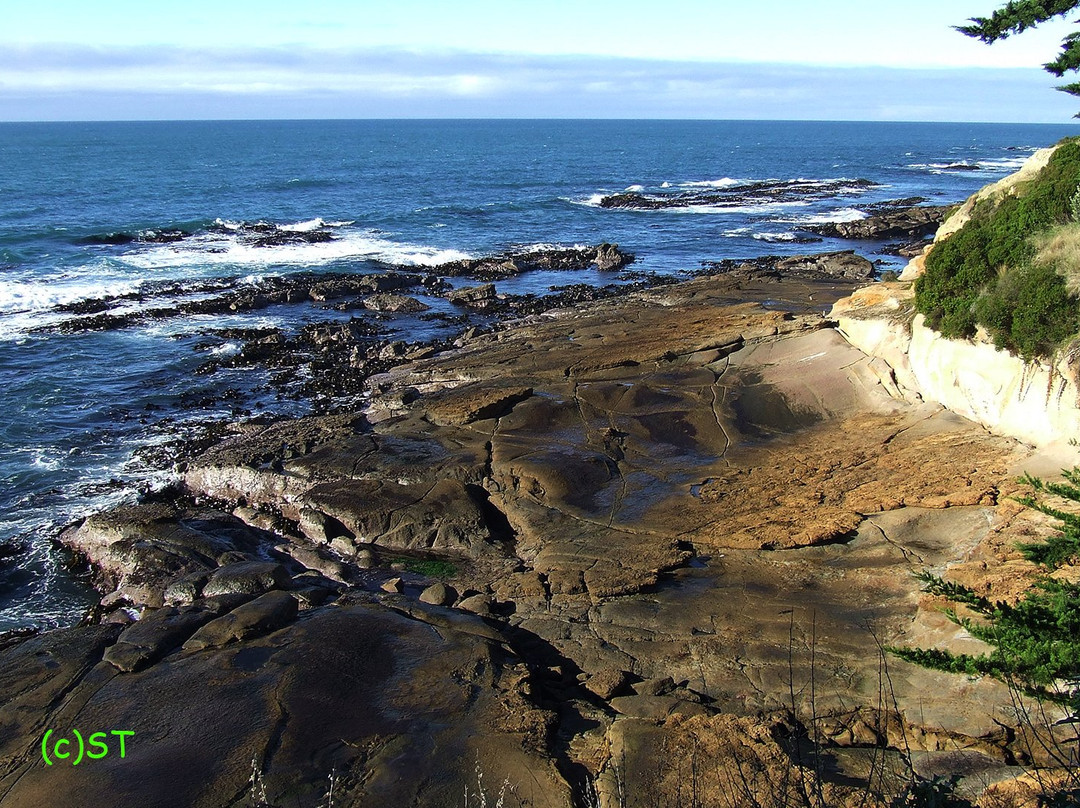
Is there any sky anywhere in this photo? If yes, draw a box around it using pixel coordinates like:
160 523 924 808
3 0 1080 122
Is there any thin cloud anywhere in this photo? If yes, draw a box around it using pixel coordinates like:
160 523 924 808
0 45 1075 122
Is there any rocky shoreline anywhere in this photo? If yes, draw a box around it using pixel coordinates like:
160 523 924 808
0 229 1071 807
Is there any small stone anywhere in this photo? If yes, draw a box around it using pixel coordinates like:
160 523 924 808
585 669 631 701
419 583 457 607
381 577 404 594
330 536 356 557
632 677 674 697
356 548 376 569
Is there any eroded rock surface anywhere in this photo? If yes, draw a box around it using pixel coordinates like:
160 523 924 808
6 270 1059 807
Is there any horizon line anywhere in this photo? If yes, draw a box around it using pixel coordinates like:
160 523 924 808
2 116 1078 126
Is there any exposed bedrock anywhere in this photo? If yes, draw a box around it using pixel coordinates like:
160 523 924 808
801 204 952 241
15 271 1056 806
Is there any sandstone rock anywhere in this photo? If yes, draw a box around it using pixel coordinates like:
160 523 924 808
456 593 492 615
0 602 569 808
584 669 630 700
609 695 710 720
632 676 675 697
381 576 404 593
424 382 533 426
774 251 874 279
104 604 221 672
183 591 298 651
419 583 457 607
202 561 291 598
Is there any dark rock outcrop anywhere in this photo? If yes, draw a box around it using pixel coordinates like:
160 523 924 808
801 205 951 241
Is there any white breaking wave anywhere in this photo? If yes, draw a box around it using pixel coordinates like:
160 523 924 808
571 194 609 208
278 217 356 232
210 342 241 357
0 268 142 317
120 228 472 270
779 207 868 225
668 201 812 215
753 232 800 242
624 184 645 192
679 177 743 188
907 157 1027 173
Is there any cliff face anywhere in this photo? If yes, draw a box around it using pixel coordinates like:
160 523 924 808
833 148 1080 451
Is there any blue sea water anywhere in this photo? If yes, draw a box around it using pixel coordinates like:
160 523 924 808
0 119 1075 630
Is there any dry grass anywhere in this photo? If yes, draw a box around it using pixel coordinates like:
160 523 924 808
1031 222 1080 295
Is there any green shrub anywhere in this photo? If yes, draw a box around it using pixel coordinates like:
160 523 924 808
915 138 1080 358
972 262 1078 359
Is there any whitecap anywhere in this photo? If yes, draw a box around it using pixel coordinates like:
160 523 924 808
753 232 799 242
679 177 742 188
210 342 241 357
279 218 326 232
624 184 645 192
0 269 143 317
779 207 868 225
119 228 473 270
568 194 608 208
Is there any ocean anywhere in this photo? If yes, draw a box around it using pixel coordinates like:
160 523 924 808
1 118 1075 631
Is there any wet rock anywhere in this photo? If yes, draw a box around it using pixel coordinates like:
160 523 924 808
362 293 430 313
802 204 951 241
275 543 350 583
419 583 458 607
183 590 298 651
60 504 271 607
201 561 291 598
593 242 631 270
0 542 24 563
104 604 221 672
773 251 875 279
448 283 496 306
162 571 210 606
330 536 357 556
598 178 877 210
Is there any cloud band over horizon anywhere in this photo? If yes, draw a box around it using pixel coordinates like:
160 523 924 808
2 45 1077 123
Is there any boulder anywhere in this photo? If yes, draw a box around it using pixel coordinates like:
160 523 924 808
183 591 299 651
419 583 458 607
362 293 430 313
448 283 496 306
802 205 951 241
202 561 291 598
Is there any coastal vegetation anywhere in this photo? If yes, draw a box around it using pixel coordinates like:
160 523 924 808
914 138 1080 358
958 1 1080 110
892 470 1080 804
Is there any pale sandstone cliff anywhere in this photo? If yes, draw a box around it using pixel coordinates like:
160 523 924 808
833 149 1080 453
